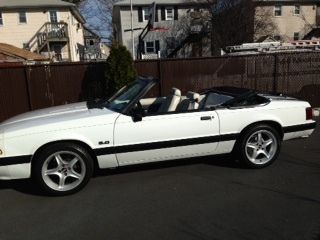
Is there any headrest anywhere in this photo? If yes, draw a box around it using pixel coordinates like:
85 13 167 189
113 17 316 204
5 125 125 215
187 91 200 101
171 88 181 96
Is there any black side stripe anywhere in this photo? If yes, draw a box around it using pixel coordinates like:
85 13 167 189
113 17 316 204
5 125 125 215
283 122 317 133
0 155 32 166
2 122 315 165
94 133 239 156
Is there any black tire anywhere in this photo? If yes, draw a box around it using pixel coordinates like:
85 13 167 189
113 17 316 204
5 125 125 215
32 143 94 196
235 124 281 169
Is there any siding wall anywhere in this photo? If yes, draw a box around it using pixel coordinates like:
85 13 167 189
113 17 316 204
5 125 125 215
115 5 196 58
0 8 84 61
255 4 317 41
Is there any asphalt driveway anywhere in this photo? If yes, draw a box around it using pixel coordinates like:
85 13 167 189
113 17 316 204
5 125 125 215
0 120 319 240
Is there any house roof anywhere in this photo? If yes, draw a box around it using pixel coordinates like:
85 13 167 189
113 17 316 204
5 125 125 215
115 0 320 6
114 0 201 6
83 26 101 40
0 43 48 61
0 0 75 8
0 0 86 23
253 0 320 2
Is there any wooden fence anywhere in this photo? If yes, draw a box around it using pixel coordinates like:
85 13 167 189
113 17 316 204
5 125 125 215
0 52 319 122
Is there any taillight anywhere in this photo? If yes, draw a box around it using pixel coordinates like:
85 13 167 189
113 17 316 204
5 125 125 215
306 107 313 120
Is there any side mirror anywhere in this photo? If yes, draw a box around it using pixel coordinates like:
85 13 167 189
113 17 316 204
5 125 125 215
131 102 145 122
131 107 143 122
132 112 143 122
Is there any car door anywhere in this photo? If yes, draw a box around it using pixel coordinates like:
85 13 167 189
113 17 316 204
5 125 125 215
114 111 220 166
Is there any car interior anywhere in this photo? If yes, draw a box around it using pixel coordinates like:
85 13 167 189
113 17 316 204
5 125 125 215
139 88 217 115
138 87 270 116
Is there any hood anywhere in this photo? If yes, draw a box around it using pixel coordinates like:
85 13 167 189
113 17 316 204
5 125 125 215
0 102 119 138
1 102 89 126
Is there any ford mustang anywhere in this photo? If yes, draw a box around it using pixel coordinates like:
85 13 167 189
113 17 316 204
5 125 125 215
0 77 316 195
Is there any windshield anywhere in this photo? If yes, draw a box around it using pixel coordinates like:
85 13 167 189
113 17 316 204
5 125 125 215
107 79 149 113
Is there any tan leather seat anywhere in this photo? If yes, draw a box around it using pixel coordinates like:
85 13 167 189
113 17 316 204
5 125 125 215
158 88 182 113
187 91 200 110
176 91 201 112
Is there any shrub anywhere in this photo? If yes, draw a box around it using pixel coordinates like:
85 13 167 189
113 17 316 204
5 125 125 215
105 43 137 97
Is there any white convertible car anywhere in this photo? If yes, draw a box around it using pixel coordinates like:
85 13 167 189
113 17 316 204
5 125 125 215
0 77 316 195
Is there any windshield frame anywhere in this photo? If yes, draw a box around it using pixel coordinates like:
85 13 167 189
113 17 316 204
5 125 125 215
107 77 158 114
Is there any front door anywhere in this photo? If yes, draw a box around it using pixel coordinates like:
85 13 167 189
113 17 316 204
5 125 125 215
114 111 220 166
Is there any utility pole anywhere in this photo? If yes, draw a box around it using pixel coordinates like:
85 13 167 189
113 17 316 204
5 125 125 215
130 0 135 60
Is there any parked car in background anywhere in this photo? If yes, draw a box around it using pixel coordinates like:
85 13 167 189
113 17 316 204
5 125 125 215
0 77 316 195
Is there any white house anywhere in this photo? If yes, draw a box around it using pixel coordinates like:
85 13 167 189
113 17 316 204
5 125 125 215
0 0 86 62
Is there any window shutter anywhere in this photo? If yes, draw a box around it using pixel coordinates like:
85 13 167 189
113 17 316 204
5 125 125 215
174 6 178 20
138 7 143 22
155 40 160 52
161 7 165 20
155 7 159 22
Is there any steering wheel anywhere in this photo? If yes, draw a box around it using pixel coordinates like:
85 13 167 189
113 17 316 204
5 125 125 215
136 100 142 111
132 100 144 116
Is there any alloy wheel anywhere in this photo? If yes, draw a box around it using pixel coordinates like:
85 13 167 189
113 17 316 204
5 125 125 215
245 130 278 165
41 151 86 192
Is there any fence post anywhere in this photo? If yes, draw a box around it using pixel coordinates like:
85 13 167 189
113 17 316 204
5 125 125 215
273 54 278 94
24 66 33 111
157 58 163 96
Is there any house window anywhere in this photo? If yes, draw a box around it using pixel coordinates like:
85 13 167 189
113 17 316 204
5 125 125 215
274 5 282 16
49 10 58 23
19 11 27 23
143 7 150 21
294 32 300 40
294 5 300 15
145 41 155 53
145 40 160 53
0 12 3 25
165 7 174 20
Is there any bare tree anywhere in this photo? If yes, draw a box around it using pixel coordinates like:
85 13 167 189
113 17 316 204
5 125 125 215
162 15 191 57
253 6 279 42
163 11 212 58
296 9 316 40
183 0 217 55
186 0 279 55
79 0 119 42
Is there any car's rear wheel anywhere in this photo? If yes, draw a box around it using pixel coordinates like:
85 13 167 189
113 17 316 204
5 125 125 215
33 143 93 196
236 125 281 168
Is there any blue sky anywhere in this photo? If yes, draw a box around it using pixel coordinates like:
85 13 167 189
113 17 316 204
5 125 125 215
80 0 112 42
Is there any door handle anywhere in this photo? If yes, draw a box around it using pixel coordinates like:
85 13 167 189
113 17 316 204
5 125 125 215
200 116 212 121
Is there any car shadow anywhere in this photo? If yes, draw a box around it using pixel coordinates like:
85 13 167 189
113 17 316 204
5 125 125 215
95 154 243 177
0 154 241 196
0 179 45 196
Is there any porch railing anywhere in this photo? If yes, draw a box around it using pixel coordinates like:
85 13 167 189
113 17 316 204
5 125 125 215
25 22 69 53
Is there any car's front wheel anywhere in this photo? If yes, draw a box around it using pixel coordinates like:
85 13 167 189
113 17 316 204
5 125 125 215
33 143 94 196
236 125 281 168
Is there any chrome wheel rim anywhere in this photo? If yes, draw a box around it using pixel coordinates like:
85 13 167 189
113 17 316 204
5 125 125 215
245 130 277 165
41 151 86 192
